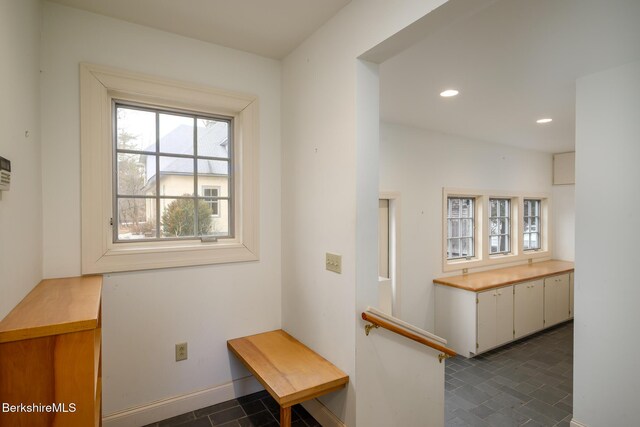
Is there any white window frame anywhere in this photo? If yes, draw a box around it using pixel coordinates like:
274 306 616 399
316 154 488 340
488 197 512 255
446 196 476 260
80 63 259 273
523 198 542 251
442 188 551 272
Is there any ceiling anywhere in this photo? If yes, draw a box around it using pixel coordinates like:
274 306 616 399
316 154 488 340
380 0 640 153
47 0 351 59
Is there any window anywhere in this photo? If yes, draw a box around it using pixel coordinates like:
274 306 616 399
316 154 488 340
80 63 259 273
115 104 232 241
489 198 510 255
202 186 221 217
447 197 475 260
523 199 541 250
442 189 550 272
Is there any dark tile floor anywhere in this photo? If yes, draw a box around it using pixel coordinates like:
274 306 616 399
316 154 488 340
445 321 574 427
144 390 320 427
148 321 572 427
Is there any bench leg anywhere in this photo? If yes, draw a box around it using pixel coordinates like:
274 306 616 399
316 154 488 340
280 405 291 427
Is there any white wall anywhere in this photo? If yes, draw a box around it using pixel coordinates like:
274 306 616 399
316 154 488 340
574 60 640 427
281 1 449 425
40 2 282 420
0 0 42 319
552 185 575 261
379 122 553 331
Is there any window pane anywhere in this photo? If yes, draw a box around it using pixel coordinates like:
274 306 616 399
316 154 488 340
198 199 230 237
117 198 156 240
530 217 539 232
450 239 460 258
461 199 473 218
530 232 540 249
490 199 497 217
117 153 155 196
160 113 194 155
450 219 460 238
449 198 460 218
161 198 195 238
197 160 230 196
461 238 472 257
116 107 156 152
499 218 509 234
461 218 472 238
502 235 510 252
198 119 230 158
490 236 498 254
159 156 194 196
490 218 498 235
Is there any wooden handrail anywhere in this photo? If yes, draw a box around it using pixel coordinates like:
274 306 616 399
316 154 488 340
361 312 457 357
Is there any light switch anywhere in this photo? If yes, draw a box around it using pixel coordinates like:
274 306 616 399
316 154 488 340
326 253 342 274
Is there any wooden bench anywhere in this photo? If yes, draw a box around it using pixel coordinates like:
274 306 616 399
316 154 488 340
227 329 349 427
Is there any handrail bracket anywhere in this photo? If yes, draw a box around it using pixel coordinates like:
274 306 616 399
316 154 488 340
364 323 380 336
438 353 453 364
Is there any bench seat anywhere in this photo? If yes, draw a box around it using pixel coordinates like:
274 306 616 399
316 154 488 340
228 329 349 426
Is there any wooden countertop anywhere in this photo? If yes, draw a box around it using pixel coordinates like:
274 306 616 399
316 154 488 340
0 275 102 343
433 260 574 292
228 329 349 407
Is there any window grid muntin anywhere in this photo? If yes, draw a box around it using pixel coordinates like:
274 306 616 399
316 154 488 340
113 101 234 243
523 199 541 250
489 198 511 255
447 197 475 260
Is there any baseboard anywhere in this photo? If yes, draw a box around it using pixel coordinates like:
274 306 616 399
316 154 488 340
570 419 589 427
301 398 346 427
102 375 263 427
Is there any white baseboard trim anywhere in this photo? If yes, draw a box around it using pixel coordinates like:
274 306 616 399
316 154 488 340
301 399 346 427
570 419 589 427
102 376 263 427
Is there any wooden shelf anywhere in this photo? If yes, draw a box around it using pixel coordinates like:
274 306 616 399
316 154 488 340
0 276 102 427
0 275 102 343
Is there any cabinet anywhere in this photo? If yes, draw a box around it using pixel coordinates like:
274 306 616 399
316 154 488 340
477 286 513 353
0 276 102 427
569 272 574 318
544 273 570 327
434 260 574 357
514 279 544 339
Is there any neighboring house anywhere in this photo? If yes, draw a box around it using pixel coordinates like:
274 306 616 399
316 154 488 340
141 121 230 237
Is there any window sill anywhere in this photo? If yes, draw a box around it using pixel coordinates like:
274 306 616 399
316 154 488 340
443 250 550 273
83 240 258 274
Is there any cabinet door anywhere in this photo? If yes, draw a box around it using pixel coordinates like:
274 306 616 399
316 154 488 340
569 273 574 318
476 290 496 353
544 274 570 327
514 279 544 339
495 286 514 346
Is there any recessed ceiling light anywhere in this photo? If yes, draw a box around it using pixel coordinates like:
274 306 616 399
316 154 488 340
440 89 459 98
536 118 553 124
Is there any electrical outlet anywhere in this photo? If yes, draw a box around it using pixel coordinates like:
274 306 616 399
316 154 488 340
326 253 342 274
175 342 188 362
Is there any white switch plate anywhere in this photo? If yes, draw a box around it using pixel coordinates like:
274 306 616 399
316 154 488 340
326 253 342 274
